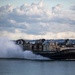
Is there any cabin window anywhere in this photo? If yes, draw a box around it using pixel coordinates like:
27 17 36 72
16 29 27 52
34 45 36 49
39 45 42 48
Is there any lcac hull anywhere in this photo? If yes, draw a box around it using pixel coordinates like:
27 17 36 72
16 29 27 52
33 49 75 60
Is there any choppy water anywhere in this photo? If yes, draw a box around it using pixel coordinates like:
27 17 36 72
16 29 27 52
0 59 75 75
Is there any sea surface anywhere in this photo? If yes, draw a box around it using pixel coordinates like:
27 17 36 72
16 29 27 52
0 59 75 75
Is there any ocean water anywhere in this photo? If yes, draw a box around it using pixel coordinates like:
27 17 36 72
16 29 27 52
0 59 75 75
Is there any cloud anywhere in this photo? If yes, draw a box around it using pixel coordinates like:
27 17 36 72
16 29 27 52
0 31 75 40
0 0 75 39
52 4 62 13
70 5 75 11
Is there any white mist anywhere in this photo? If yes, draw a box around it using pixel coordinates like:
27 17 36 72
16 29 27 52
0 37 23 58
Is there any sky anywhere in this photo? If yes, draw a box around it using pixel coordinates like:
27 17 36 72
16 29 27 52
0 0 75 40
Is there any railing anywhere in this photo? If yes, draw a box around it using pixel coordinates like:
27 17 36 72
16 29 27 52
60 47 75 51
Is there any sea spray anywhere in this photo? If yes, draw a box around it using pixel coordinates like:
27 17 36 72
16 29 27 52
0 37 23 58
0 37 49 60
23 51 49 60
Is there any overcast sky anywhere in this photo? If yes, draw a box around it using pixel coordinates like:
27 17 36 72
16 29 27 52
0 0 75 39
